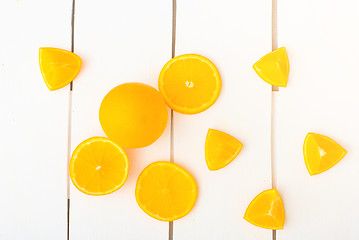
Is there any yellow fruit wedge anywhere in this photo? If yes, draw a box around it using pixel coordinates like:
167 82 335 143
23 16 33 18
244 188 285 230
135 161 197 221
69 137 129 196
158 54 221 114
253 47 289 87
303 133 347 175
39 47 82 91
205 129 243 171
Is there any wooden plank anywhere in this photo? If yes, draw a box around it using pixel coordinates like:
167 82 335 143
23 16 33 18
275 0 359 239
70 0 171 239
173 0 272 239
0 0 71 239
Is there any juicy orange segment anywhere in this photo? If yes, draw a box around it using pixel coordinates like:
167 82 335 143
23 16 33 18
69 137 129 196
135 161 197 221
253 47 289 87
158 54 221 114
205 129 243 171
244 188 285 230
303 133 347 175
39 47 82 91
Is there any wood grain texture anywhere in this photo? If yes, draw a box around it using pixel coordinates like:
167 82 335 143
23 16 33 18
0 0 71 239
173 0 273 239
70 0 172 239
275 0 359 239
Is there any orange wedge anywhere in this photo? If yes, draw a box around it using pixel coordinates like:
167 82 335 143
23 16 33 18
39 47 82 91
303 133 347 175
253 47 289 87
69 137 129 196
135 161 197 221
205 129 243 171
158 54 221 114
244 188 285 230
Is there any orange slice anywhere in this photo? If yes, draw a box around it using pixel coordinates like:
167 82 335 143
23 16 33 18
69 137 129 196
158 54 221 114
244 188 285 230
303 133 347 175
39 47 82 91
135 161 197 221
205 129 243 171
253 47 289 87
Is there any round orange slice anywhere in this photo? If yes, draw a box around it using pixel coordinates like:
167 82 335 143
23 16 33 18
158 54 221 114
39 47 82 91
244 188 285 230
135 161 197 221
69 137 129 196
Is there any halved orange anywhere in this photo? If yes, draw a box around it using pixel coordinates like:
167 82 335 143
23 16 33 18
244 188 285 230
39 47 82 91
69 137 129 196
253 47 289 87
158 54 221 114
303 133 347 175
135 161 197 221
205 129 243 171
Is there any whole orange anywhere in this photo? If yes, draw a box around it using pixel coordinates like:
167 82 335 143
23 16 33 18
99 83 168 148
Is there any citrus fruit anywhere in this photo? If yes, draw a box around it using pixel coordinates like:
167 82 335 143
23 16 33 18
244 188 285 230
205 129 243 171
158 54 221 114
39 47 82 91
99 83 168 148
303 133 347 175
135 161 197 221
69 137 129 196
253 47 289 87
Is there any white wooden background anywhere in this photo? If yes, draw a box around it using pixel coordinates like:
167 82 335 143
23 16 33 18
1 0 358 239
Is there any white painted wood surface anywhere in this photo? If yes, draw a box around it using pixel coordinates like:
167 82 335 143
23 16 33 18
173 0 272 239
275 0 359 239
70 0 171 239
0 0 71 239
3 0 359 239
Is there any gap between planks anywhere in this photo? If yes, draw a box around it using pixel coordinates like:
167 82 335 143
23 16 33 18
271 0 278 239
67 0 76 239
271 0 279 92
169 0 176 239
